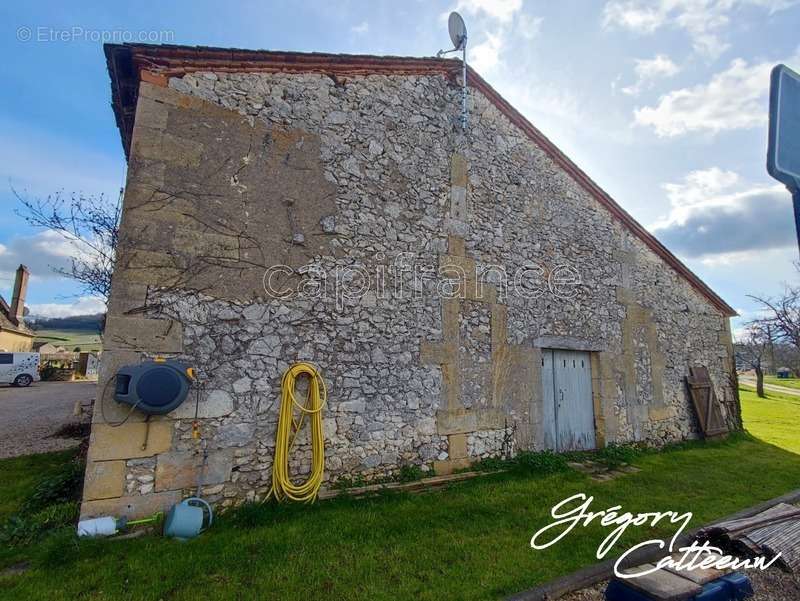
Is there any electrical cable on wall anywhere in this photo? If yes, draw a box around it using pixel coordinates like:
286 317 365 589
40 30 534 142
268 362 327 503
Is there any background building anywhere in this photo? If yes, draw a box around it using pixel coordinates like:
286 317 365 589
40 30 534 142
0 265 34 352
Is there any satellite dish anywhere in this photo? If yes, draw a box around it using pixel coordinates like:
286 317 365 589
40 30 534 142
448 12 467 50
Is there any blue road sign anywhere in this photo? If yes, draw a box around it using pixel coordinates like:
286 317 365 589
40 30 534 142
768 64 800 189
767 64 800 255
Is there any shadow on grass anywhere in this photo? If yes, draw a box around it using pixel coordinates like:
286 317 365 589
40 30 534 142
2 433 800 600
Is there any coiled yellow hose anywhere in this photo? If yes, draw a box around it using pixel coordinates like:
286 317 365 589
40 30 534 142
269 362 327 502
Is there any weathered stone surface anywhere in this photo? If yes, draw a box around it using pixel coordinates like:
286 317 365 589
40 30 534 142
81 490 182 521
214 423 255 447
104 316 183 352
116 82 339 303
89 421 173 461
448 434 467 459
83 460 126 501
170 389 234 419
155 449 233 492
433 458 471 475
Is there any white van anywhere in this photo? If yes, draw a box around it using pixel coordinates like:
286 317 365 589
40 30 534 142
0 352 41 387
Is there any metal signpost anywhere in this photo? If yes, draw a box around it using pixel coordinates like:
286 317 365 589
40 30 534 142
767 64 800 255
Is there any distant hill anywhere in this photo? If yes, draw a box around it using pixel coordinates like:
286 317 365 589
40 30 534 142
28 313 105 333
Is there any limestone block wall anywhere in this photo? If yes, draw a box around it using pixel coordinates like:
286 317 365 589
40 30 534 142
81 67 737 519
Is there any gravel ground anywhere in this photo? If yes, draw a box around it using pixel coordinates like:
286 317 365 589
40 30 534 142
0 380 95 458
560 568 800 600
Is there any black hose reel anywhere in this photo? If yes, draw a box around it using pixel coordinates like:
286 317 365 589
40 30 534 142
114 359 196 415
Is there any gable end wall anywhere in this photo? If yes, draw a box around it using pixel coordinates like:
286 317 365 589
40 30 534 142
82 70 737 518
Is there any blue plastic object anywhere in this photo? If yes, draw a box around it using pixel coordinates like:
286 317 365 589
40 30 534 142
694 580 728 601
605 572 753 601
114 360 192 415
164 497 213 541
719 573 754 600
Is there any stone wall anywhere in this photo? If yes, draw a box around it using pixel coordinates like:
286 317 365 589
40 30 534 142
81 66 737 518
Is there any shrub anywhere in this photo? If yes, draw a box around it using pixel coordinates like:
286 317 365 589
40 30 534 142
0 458 84 548
0 502 79 546
397 464 424 483
593 443 645 469
23 460 84 514
513 450 570 473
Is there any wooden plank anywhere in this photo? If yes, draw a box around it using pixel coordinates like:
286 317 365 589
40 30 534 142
686 366 728 438
704 503 799 536
616 565 701 600
317 470 501 500
662 552 729 584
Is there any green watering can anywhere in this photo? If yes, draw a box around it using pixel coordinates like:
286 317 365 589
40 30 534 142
164 497 213 541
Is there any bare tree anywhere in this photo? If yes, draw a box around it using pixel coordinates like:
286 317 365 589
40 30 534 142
738 322 771 398
748 265 800 357
13 188 121 302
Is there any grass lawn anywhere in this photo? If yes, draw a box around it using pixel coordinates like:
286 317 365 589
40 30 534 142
1 393 799 600
740 385 800 454
33 329 102 353
763 375 800 390
0 451 76 523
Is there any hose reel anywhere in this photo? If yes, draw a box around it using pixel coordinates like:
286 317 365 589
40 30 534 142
114 359 195 415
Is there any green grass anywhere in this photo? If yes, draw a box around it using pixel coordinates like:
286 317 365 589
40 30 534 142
2 433 800 600
34 329 102 353
1 391 799 600
740 385 800 454
0 451 77 523
763 375 800 390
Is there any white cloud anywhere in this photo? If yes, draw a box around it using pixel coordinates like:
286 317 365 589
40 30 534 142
603 1 666 32
517 14 544 39
633 56 783 136
651 167 794 257
621 54 681 96
469 30 505 74
28 296 106 318
662 166 741 209
452 0 523 23
603 0 799 59
0 230 99 283
351 21 369 34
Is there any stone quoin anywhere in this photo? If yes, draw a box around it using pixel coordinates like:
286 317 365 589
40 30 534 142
81 43 740 520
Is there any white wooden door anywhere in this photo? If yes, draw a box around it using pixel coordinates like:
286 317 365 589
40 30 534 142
541 349 596 451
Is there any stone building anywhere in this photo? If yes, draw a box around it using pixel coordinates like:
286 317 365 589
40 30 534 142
0 265 34 352
81 43 739 519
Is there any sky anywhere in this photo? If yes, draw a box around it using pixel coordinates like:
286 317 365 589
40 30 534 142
0 1 798 333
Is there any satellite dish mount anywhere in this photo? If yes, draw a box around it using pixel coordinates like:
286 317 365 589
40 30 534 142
437 12 469 130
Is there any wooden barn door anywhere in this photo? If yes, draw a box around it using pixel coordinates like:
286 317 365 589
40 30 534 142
541 349 596 451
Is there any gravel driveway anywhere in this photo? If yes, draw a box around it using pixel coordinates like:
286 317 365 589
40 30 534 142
0 380 96 459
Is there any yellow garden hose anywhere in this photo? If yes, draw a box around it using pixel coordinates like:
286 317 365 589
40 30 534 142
269 362 327 502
